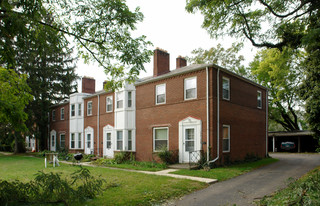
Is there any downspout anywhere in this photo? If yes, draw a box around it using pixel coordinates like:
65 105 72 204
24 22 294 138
97 94 100 156
266 90 268 157
208 68 220 164
206 67 209 162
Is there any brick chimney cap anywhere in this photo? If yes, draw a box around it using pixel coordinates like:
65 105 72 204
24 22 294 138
83 76 95 79
177 55 186 59
155 47 168 53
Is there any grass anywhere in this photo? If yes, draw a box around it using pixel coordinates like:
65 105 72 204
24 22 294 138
92 158 167 171
258 166 320 206
0 153 206 205
171 158 279 181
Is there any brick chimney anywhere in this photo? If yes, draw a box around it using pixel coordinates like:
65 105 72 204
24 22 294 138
82 76 95 94
154 48 170 77
176 56 187 69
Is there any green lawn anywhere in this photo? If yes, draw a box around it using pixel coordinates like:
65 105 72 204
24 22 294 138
171 158 279 181
0 153 206 205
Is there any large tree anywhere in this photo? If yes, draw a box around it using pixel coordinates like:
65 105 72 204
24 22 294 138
250 48 304 131
0 68 32 152
186 0 320 140
186 43 249 77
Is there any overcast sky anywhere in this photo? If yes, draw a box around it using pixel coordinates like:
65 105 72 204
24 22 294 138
76 0 257 91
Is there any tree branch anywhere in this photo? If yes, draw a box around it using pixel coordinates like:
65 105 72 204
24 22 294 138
258 0 311 18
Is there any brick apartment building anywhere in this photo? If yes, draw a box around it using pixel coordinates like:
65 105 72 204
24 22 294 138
50 48 268 164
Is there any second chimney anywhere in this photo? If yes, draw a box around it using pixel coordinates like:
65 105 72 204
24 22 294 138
154 48 170 77
82 76 95 94
176 56 187 69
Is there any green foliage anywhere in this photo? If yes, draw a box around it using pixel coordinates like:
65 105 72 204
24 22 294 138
250 48 305 131
259 168 320 206
0 167 107 205
187 43 248 77
157 147 178 165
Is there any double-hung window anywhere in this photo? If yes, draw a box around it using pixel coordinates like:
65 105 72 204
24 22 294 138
223 125 230 152
222 77 230 100
60 134 65 149
70 133 75 149
116 92 123 109
128 91 132 108
71 104 75 117
117 131 123 150
128 130 132 151
153 127 168 152
106 96 113 112
52 110 56 121
78 103 82 116
78 133 82 148
87 101 92 116
156 84 166 104
60 108 65 120
184 77 197 100
257 91 262 109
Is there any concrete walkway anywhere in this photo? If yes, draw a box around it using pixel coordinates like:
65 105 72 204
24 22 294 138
60 161 217 184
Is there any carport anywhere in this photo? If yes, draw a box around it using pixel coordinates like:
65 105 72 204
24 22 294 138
268 130 317 153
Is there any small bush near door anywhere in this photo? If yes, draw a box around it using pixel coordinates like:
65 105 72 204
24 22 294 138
157 147 178 165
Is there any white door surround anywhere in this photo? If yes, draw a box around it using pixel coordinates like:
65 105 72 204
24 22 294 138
179 117 202 163
84 126 94 154
103 125 114 158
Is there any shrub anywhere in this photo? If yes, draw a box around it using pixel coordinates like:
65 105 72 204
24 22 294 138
157 147 177 165
0 167 111 205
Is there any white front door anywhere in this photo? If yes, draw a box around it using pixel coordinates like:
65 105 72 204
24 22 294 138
179 117 202 163
85 133 93 154
105 132 113 157
50 130 56 152
84 127 94 154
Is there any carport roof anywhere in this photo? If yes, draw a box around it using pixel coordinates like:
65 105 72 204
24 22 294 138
268 130 314 137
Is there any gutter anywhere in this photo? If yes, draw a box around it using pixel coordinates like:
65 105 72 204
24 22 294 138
266 90 268 157
208 68 220 164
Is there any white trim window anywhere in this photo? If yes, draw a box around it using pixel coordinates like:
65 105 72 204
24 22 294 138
87 101 92 116
116 92 123 109
60 108 65 120
128 130 132 151
128 91 132 108
223 125 230 152
78 133 82 148
116 131 123 150
70 133 75 149
222 77 230 100
60 133 65 149
257 91 262 109
156 84 166 104
52 110 56 121
184 77 197 100
71 104 75 117
106 96 113 112
78 103 82 116
153 127 169 152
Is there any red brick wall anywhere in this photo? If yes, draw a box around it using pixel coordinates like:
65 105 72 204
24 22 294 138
136 67 267 163
50 103 70 149
84 92 114 156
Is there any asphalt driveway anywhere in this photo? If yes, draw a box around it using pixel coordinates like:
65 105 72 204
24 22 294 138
170 153 320 206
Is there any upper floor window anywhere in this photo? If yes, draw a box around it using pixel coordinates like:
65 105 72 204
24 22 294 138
78 103 82 116
184 77 197 100
222 77 230 100
106 96 113 112
87 101 92 116
153 127 168 152
71 104 75 117
60 108 65 120
223 125 230 152
128 91 132 107
52 110 56 121
156 84 166 104
116 92 123 109
257 91 262 109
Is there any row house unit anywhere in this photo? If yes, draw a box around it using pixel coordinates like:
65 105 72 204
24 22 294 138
50 48 268 164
